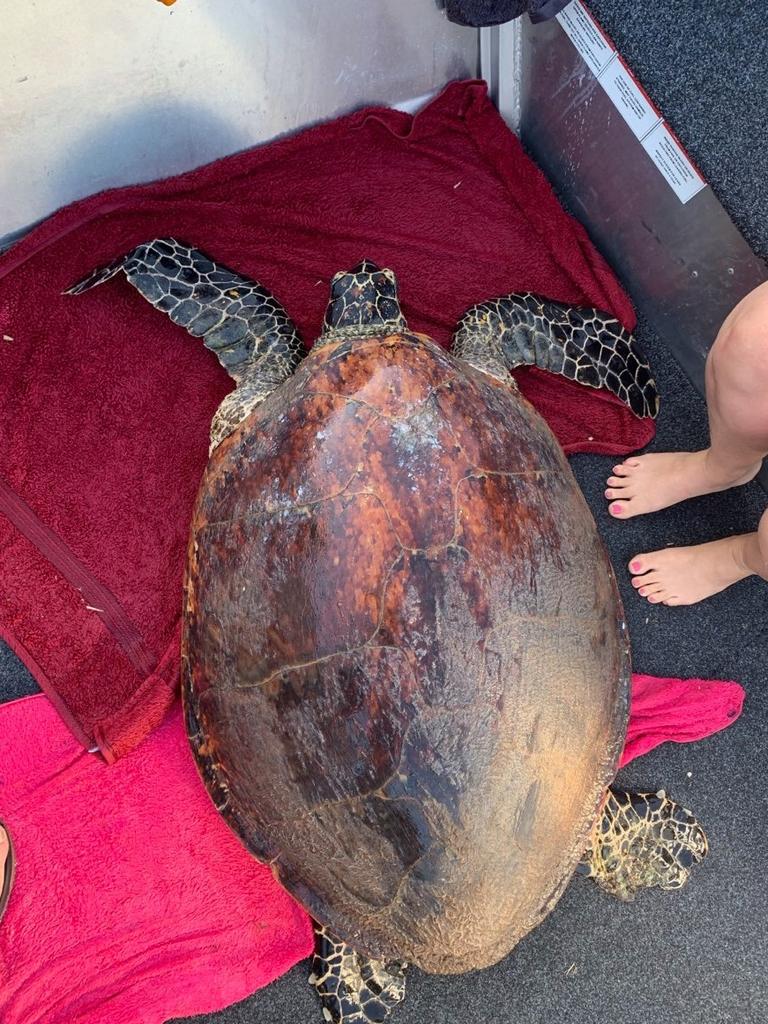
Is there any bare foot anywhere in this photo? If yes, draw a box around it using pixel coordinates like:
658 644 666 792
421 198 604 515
605 450 760 519
628 538 756 606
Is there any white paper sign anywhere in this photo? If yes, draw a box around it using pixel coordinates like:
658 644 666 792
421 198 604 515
641 123 707 204
556 0 707 204
557 0 614 76
598 58 661 141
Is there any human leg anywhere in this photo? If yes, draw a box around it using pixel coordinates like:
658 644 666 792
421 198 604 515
605 281 768 519
628 506 768 606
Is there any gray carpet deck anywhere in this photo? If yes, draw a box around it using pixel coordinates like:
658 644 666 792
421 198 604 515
2 3 767 1021
588 0 768 265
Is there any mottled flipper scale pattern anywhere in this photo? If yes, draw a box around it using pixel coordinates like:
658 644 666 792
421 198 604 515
452 292 659 418
311 925 407 1024
578 788 708 900
66 238 304 448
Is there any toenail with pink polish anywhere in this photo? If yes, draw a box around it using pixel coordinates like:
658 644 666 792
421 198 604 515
630 561 641 571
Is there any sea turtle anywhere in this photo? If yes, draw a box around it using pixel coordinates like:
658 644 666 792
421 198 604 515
68 241 706 1023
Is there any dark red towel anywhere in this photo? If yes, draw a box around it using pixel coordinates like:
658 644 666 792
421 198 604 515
0 81 654 760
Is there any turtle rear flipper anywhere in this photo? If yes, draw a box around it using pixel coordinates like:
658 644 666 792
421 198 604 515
578 787 708 901
311 924 407 1024
452 292 659 419
66 255 133 295
66 239 305 447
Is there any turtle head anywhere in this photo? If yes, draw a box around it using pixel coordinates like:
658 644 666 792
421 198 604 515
321 260 407 342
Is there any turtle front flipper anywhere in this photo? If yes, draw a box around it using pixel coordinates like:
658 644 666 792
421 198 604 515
452 293 659 419
310 924 407 1024
66 239 304 448
577 787 708 901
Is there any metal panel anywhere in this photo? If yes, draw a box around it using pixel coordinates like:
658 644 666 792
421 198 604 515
504 11 767 398
0 0 478 245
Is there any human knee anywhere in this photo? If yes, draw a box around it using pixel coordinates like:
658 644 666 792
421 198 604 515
707 330 768 448
710 310 768 383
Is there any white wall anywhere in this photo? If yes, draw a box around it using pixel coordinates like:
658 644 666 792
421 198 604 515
0 0 477 242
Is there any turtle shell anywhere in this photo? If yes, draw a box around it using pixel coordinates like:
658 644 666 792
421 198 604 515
182 331 629 974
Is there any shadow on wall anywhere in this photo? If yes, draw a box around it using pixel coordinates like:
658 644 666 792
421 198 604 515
1 101 251 251
51 101 251 207
1 0 478 250
44 17 474 233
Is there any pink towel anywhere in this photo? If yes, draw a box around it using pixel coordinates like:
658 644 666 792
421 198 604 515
0 674 743 1024
0 695 314 1024
620 673 743 766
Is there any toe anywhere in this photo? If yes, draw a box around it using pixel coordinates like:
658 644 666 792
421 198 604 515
608 502 631 518
605 484 635 499
606 476 628 487
631 572 659 588
613 460 639 475
628 556 650 573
